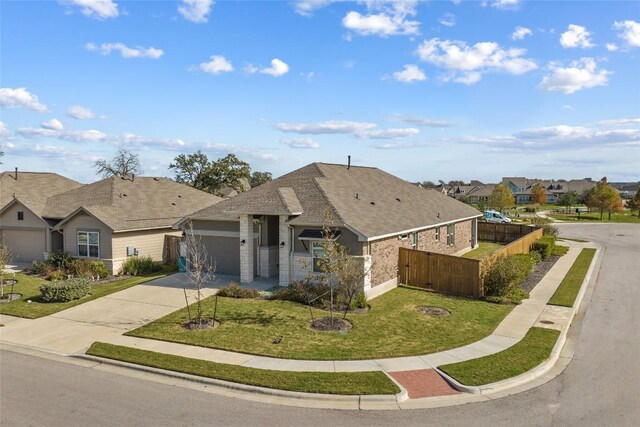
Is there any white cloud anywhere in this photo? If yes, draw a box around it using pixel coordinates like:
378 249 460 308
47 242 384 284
196 55 234 74
439 13 455 27
415 38 536 84
275 120 418 139
280 137 320 149
491 0 520 10
539 58 610 94
392 65 426 83
292 0 337 16
178 0 214 23
0 87 48 112
61 0 119 20
246 59 289 77
605 43 618 52
562 105 574 110
560 24 594 48
41 119 64 131
85 42 164 59
512 26 532 40
389 114 454 128
301 71 315 81
0 121 10 137
204 142 279 161
342 1 419 37
67 105 105 119
598 118 640 126
614 20 640 47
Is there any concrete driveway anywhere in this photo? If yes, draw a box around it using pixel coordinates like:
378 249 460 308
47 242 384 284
0 274 219 355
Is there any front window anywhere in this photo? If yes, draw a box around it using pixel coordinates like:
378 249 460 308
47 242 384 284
411 232 417 249
311 242 325 273
17 211 24 221
77 231 99 258
446 224 456 247
435 227 440 241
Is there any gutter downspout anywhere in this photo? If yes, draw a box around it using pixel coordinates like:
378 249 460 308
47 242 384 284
288 223 294 284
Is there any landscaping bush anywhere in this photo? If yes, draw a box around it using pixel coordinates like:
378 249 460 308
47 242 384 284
529 250 542 264
531 236 556 260
45 251 75 270
542 223 559 237
269 280 331 307
47 269 67 281
121 256 161 276
71 259 109 279
530 217 550 226
40 278 90 302
485 254 536 297
355 290 367 309
216 282 260 299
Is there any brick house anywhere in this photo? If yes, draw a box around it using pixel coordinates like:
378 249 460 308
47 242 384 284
177 162 482 299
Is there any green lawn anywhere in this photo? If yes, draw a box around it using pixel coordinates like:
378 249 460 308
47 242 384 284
127 286 513 360
548 212 640 223
548 248 596 307
0 267 175 319
87 342 400 395
439 327 560 386
552 245 570 257
462 242 504 259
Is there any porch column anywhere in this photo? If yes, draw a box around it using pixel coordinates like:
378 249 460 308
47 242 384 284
278 215 290 286
239 214 254 283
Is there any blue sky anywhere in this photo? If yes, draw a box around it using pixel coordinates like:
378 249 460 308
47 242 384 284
1 0 639 184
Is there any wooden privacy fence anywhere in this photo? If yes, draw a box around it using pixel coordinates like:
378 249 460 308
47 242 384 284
163 235 181 265
399 223 543 298
399 248 482 297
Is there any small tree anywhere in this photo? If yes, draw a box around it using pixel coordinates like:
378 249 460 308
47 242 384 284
183 221 216 328
558 191 578 213
531 184 547 205
627 188 640 218
607 192 623 220
249 171 273 188
94 149 143 178
585 177 619 220
490 183 514 213
0 243 15 299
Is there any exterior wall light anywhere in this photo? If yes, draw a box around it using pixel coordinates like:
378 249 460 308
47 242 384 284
240 239 246 246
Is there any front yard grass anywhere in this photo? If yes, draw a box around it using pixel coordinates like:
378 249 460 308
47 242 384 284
462 242 504 259
127 286 513 360
548 248 596 307
548 212 640 223
0 266 175 319
439 327 560 386
86 342 400 395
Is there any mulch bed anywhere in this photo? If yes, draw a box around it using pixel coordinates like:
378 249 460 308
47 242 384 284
183 319 220 330
310 317 352 333
520 255 561 293
0 293 22 303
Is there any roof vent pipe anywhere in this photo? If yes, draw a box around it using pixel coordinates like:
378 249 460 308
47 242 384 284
14 167 18 180
347 155 351 170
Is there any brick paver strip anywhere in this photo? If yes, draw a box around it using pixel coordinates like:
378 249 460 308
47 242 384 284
389 369 459 399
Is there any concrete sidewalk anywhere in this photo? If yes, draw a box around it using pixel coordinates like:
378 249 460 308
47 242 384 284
96 240 593 374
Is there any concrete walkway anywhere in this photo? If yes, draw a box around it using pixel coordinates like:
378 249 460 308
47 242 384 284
93 240 590 374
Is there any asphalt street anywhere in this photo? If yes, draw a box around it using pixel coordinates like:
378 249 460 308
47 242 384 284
1 223 638 427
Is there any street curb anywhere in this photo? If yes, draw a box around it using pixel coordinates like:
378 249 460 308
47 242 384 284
73 353 407 410
434 243 603 396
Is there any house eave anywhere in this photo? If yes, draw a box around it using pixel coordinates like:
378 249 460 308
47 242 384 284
364 213 482 242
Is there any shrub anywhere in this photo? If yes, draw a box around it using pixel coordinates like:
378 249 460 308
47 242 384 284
530 217 550 226
121 256 160 276
47 269 67 281
269 280 331 307
354 290 367 309
45 251 75 270
40 278 90 302
216 282 260 299
542 223 559 237
529 250 542 264
531 236 556 260
71 259 109 279
485 254 536 297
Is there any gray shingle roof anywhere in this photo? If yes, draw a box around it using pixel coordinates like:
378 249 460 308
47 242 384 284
46 176 222 231
191 163 481 240
1 171 82 217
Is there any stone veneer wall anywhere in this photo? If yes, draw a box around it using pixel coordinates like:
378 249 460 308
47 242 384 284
369 219 474 288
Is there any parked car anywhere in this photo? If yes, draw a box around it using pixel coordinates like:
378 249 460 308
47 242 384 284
484 210 512 223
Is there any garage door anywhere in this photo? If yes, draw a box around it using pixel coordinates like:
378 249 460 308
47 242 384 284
1 229 46 263
202 236 241 275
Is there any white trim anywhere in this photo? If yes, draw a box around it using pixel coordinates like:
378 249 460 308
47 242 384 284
187 229 258 238
365 276 398 300
364 214 481 242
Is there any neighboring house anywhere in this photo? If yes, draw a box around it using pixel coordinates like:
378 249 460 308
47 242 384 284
466 184 495 205
501 177 594 204
1 171 221 273
450 185 478 200
1 170 82 262
177 163 482 299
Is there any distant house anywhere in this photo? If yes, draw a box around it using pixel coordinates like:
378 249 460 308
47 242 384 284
1 171 221 273
501 177 594 204
176 163 482 299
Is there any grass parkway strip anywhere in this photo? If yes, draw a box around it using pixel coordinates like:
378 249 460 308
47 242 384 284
86 342 400 395
548 248 596 307
438 327 560 387
0 267 174 319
